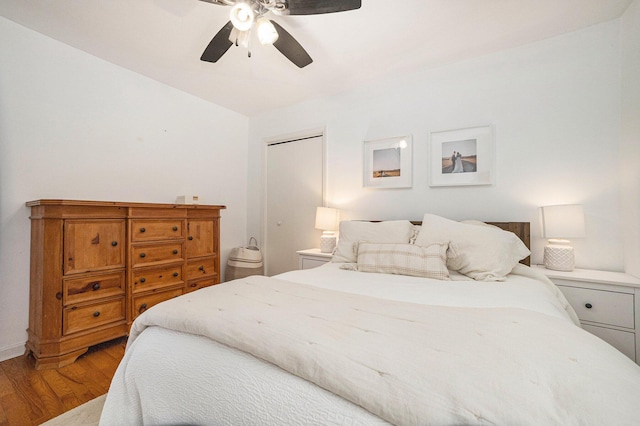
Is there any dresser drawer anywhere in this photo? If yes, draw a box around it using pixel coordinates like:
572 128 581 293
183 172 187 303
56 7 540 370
131 243 184 267
186 277 216 293
63 298 125 335
132 287 183 319
64 271 125 305
558 285 635 329
131 220 184 241
186 256 216 280
132 265 183 294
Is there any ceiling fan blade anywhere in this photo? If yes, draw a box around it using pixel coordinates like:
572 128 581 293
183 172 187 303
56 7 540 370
282 0 361 15
200 21 234 63
270 21 313 68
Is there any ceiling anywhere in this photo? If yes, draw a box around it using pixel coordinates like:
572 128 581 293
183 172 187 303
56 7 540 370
0 0 632 116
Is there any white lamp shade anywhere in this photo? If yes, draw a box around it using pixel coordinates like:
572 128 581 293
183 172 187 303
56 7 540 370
257 17 279 45
229 2 254 31
315 207 339 231
540 204 586 239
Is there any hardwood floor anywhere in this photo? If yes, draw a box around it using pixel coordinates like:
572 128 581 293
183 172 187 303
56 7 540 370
0 337 126 426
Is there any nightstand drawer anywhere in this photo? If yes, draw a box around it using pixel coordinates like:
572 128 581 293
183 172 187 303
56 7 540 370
301 258 329 270
297 249 333 270
558 284 634 329
582 324 636 361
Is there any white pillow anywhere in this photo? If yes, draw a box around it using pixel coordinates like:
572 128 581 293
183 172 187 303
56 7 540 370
355 242 450 280
413 214 530 281
332 220 415 263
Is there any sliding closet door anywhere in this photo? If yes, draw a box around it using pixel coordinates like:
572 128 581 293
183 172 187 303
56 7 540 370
266 135 323 276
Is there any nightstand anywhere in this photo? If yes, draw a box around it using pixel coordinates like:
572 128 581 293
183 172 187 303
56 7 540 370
296 248 333 270
533 265 640 364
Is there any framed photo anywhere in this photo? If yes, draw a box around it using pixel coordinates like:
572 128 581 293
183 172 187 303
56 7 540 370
429 125 494 187
363 135 412 189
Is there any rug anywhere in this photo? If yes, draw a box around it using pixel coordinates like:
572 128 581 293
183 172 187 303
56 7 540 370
40 394 105 426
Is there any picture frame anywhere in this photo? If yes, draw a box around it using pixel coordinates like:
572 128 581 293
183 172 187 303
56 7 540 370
429 125 494 187
363 135 412 189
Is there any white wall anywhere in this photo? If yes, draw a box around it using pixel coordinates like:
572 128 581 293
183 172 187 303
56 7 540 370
0 17 249 361
620 0 640 278
249 20 626 273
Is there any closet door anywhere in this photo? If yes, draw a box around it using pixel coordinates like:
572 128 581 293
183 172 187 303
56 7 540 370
266 135 323 276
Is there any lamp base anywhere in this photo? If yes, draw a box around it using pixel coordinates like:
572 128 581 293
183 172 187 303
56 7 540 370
320 234 336 253
544 245 575 271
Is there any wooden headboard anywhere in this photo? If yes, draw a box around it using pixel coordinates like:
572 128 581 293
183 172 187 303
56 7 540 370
410 221 531 266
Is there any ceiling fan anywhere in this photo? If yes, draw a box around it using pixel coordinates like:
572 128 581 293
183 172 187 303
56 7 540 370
198 0 361 68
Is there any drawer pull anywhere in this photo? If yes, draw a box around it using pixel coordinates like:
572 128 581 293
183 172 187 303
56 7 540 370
190 283 197 287
93 311 100 317
111 241 118 246
173 272 179 277
199 265 205 271
91 282 101 291
173 226 178 231
140 253 146 258
585 303 593 309
173 249 179 255
139 303 147 313
140 278 146 283
188 236 193 241
140 227 146 233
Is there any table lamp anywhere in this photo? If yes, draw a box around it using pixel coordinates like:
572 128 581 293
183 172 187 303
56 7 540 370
540 204 585 271
315 207 339 253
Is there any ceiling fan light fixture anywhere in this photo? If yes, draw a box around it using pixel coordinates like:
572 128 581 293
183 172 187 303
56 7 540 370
229 27 251 48
256 17 279 45
229 2 255 31
200 0 361 67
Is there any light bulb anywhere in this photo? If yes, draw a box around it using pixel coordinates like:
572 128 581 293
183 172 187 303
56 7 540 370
230 2 254 32
257 17 279 45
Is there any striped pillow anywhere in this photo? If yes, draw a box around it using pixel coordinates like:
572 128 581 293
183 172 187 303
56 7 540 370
355 242 450 280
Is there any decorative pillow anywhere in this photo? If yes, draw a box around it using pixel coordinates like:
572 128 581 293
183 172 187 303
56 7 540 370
331 220 415 263
413 214 530 281
409 225 422 244
355 242 450 280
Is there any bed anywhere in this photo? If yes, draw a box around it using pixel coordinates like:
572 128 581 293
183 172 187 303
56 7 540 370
100 214 640 425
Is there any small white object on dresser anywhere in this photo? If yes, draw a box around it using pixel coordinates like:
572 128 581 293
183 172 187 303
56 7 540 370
297 248 333 270
533 265 640 365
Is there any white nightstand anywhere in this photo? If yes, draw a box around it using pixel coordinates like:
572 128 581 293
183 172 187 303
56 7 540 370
296 248 333 270
533 265 640 364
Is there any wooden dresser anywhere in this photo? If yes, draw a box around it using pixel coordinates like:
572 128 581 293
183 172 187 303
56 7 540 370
25 199 225 369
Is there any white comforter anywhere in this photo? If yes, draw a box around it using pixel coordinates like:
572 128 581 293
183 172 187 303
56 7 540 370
100 264 640 425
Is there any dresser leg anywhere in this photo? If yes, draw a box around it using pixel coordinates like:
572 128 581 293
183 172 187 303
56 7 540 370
32 348 89 370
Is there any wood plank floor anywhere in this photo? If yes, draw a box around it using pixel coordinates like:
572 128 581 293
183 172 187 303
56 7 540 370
0 337 126 426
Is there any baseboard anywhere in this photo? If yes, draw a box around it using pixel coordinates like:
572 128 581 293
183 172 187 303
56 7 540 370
0 341 26 362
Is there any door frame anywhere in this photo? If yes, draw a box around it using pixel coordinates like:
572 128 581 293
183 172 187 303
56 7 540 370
262 127 327 275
